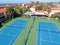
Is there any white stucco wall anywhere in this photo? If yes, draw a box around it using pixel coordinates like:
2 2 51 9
30 8 35 12
34 12 45 15
49 10 60 17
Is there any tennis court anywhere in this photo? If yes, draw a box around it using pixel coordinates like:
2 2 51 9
0 20 28 45
37 22 60 45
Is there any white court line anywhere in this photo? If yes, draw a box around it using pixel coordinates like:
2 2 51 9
47 23 60 43
8 27 25 45
48 26 53 41
6 26 24 35
40 40 60 44
0 29 16 36
52 24 60 36
49 24 60 37
52 23 60 37
48 24 56 41
39 28 60 33
0 21 27 45
8 37 16 45
41 24 53 42
40 24 53 42
8 30 21 45
40 29 42 45
8 22 27 45
40 23 60 45
8 27 23 36
0 33 16 36
38 28 42 45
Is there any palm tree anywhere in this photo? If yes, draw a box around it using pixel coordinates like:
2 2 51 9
6 6 16 20
42 4 47 11
14 6 26 16
5 5 26 20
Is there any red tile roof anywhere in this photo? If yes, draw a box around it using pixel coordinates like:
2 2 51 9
31 5 37 8
51 8 60 10
0 8 6 13
31 6 36 8
32 10 48 16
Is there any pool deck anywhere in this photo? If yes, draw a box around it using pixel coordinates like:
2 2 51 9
0 17 60 45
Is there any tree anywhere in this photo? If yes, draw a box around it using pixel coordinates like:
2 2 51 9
35 1 40 4
51 13 59 18
14 6 26 15
57 13 60 19
5 5 26 20
42 4 47 11
6 6 20 19
26 5 32 11
31 1 35 4
35 4 43 10
6 6 14 20
51 12 60 20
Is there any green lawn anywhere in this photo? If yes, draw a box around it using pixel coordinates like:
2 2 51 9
0 17 60 45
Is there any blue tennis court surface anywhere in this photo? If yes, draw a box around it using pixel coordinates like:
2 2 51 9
37 22 60 45
0 20 28 45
